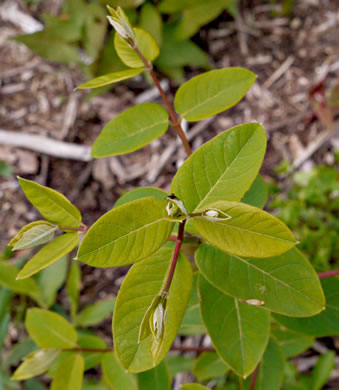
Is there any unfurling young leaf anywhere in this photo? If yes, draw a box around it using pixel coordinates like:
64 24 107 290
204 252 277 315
12 224 57 251
165 194 188 222
107 6 136 44
9 221 54 249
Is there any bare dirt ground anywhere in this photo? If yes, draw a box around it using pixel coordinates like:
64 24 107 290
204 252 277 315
0 1 338 383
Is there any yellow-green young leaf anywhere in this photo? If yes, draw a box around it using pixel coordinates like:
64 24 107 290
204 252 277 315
137 360 170 390
244 338 285 390
13 224 56 250
241 174 268 209
171 123 267 213
193 201 297 258
272 327 314 358
17 233 79 280
25 308 77 348
139 3 162 46
91 103 169 157
75 298 115 327
9 220 53 248
0 261 41 301
66 261 81 320
76 68 144 89
182 384 209 390
113 248 192 372
114 28 159 68
196 245 324 316
274 277 339 337
51 353 84 390
174 68 256 121
12 349 60 381
199 275 270 378
18 177 81 227
193 352 229 381
77 197 174 267
114 187 168 208
101 353 136 390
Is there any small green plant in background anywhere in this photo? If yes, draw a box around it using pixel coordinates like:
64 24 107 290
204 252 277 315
1 4 338 390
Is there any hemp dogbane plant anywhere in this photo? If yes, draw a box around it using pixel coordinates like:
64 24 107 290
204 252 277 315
6 5 328 390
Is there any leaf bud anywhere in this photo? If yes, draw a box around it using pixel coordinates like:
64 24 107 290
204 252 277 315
106 6 136 45
202 208 231 221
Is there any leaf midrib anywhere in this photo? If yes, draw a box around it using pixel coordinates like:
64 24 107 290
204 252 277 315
193 128 258 211
181 75 253 118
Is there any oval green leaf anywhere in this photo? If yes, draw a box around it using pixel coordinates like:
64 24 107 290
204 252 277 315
18 177 81 227
274 277 339 337
102 353 136 390
76 68 144 89
171 123 267 213
25 308 77 349
137 360 170 390
196 245 324 316
193 201 296 258
91 103 169 157
199 275 270 378
51 353 84 390
174 68 256 121
272 327 314 358
114 28 159 68
241 174 268 209
0 261 41 301
115 187 168 208
113 248 192 372
75 298 115 327
12 349 60 381
182 384 210 390
77 197 174 267
193 352 229 381
17 233 79 280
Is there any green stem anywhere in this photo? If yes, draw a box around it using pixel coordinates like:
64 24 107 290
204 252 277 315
131 45 192 156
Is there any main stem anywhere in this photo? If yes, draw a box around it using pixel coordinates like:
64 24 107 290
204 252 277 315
131 45 192 156
163 220 186 294
249 365 259 390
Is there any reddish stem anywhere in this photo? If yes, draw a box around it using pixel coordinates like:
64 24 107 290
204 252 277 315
131 45 192 156
249 365 259 390
163 220 186 294
64 345 215 354
318 269 339 278
58 226 87 232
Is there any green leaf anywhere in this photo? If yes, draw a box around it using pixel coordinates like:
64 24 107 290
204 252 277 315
77 335 107 370
179 273 206 335
241 174 268 209
199 275 270 378
39 256 68 308
174 68 256 121
91 103 169 157
174 0 226 40
193 201 297 258
273 327 314 358
25 308 77 348
196 245 324 316
51 353 84 390
137 360 170 390
115 187 168 208
114 27 159 68
5 338 38 368
67 261 81 320
12 349 60 381
18 177 82 227
274 277 339 337
76 68 144 89
75 298 115 327
171 123 267 213
181 384 210 390
193 352 229 381
101 353 136 390
17 233 79 279
310 351 335 390
77 197 174 267
0 261 41 301
139 3 162 46
113 248 192 372
247 338 285 390
26 378 47 390
9 221 54 248
166 355 194 379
